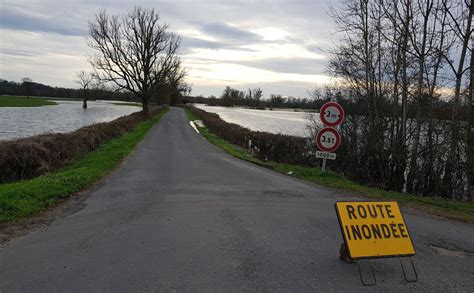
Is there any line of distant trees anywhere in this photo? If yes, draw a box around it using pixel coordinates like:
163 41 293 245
0 78 135 101
182 86 324 110
181 85 470 122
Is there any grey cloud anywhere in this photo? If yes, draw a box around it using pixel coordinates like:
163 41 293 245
305 42 332 54
200 22 262 43
238 57 327 75
180 36 227 52
0 49 38 57
180 35 261 55
0 6 84 36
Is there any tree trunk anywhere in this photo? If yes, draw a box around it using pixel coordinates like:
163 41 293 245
407 100 423 193
407 0 431 194
398 0 411 193
142 98 149 117
467 31 474 201
83 99 88 109
389 38 402 190
423 8 448 196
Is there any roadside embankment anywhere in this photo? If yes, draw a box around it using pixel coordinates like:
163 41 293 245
187 106 311 165
1 107 164 183
0 107 168 223
184 105 474 223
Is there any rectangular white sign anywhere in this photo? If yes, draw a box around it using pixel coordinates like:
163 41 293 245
316 151 336 160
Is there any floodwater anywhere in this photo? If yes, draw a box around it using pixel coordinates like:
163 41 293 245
194 104 319 137
0 100 140 141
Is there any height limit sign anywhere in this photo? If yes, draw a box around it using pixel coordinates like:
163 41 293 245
316 102 344 171
320 101 345 127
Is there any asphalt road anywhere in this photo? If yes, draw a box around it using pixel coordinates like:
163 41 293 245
1 107 473 292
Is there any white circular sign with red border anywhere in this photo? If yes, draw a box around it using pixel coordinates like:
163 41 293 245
320 102 345 127
316 127 341 153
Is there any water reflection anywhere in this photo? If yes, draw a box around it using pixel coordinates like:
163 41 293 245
0 100 140 141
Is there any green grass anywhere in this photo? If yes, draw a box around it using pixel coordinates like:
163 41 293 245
0 108 168 223
184 108 474 223
0 95 57 107
186 108 200 121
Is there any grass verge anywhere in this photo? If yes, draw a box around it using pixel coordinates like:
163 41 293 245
0 108 168 223
0 95 57 107
186 108 200 121
184 108 474 223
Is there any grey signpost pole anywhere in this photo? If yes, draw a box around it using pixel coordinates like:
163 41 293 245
321 157 327 173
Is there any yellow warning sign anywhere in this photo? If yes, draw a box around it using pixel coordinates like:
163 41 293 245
335 201 415 259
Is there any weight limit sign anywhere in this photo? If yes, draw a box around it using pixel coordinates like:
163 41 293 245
316 127 341 153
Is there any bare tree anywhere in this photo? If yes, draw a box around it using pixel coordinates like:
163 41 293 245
180 82 193 97
87 6 183 116
441 0 473 196
251 88 263 107
21 77 33 98
244 88 263 107
468 29 474 201
75 71 94 109
406 0 435 192
159 58 186 105
378 0 412 190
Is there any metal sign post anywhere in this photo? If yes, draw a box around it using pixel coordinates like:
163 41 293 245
316 102 345 172
321 157 327 172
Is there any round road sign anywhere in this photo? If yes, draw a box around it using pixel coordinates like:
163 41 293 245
320 102 345 127
316 127 341 153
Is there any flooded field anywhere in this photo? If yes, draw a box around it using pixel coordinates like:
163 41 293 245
194 104 318 137
0 100 140 140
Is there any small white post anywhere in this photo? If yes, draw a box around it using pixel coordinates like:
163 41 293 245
321 158 327 173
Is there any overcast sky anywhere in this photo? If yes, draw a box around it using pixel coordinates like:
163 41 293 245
0 0 338 98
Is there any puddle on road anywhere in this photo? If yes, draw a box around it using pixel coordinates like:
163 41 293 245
263 190 304 198
429 245 473 258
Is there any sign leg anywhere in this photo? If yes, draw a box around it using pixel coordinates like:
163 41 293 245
321 158 327 172
400 257 418 282
339 243 352 263
357 260 376 286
